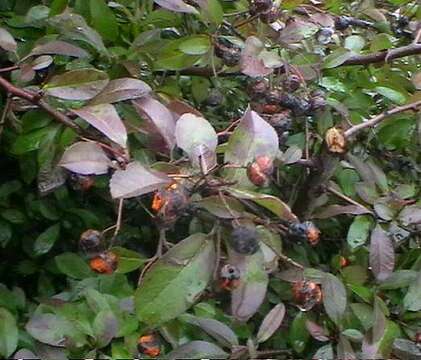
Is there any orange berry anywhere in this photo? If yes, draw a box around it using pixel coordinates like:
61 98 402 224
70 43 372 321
292 280 322 311
138 334 160 357
89 251 118 274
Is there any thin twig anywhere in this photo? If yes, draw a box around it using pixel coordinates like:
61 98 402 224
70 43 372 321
218 190 240 225
326 186 374 215
213 225 222 280
344 100 421 138
278 253 304 270
0 94 12 136
234 14 259 28
0 65 19 73
0 76 81 131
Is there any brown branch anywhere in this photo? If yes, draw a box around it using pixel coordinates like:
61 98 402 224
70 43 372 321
344 100 421 138
0 76 81 132
342 43 421 65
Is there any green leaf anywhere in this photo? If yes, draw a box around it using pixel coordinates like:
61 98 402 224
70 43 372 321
225 188 298 223
44 69 109 101
370 33 393 52
93 310 119 348
374 86 407 105
378 118 415 150
89 0 119 42
347 215 373 249
55 252 93 279
322 273 347 324
111 247 146 273
33 223 61 256
289 312 310 353
12 125 60 155
403 272 421 311
179 313 238 347
344 35 365 52
179 35 211 55
203 0 223 25
0 308 18 357
323 48 353 69
0 220 12 248
135 233 215 327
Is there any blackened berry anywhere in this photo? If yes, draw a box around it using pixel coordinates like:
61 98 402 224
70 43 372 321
229 225 260 255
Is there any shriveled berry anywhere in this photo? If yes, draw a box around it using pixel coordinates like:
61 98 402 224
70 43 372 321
138 334 160 357
79 229 103 256
335 16 351 30
247 78 269 98
283 74 301 92
292 280 322 311
288 221 321 245
152 182 189 228
207 89 224 106
89 251 118 274
69 174 95 191
317 27 334 44
214 37 242 67
247 155 274 187
325 127 347 154
250 0 273 15
229 225 260 255
260 7 280 24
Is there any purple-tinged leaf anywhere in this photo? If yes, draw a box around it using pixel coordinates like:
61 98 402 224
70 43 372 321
225 108 279 187
167 99 204 117
337 335 357 360
31 55 53 71
175 113 217 172
59 141 111 175
322 273 347 324
180 314 238 347
240 37 275 77
89 78 151 105
44 69 109 100
167 341 228 360
369 225 395 282
256 302 286 343
229 250 268 322
27 40 89 59
315 204 372 219
225 108 279 166
72 104 127 148
0 28 17 52
132 97 176 152
399 205 421 226
155 0 199 14
25 314 69 347
305 320 330 342
278 20 318 44
93 310 118 348
110 162 171 199
393 338 421 359
12 349 37 359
